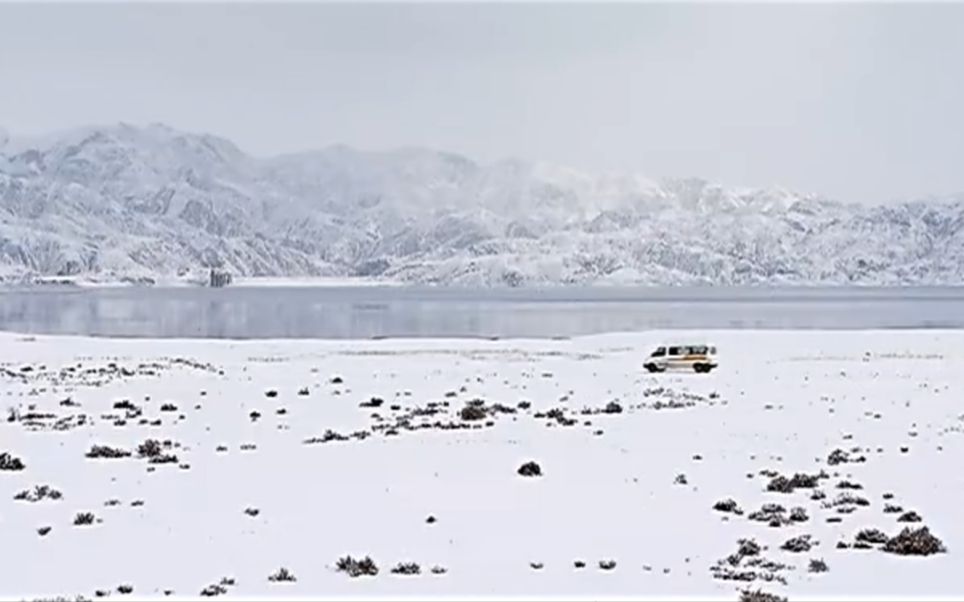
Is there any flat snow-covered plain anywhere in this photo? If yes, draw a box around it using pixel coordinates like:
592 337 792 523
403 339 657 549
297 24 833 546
1 330 962 600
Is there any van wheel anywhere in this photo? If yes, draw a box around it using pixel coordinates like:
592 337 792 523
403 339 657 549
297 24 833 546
693 364 708 373
645 364 662 373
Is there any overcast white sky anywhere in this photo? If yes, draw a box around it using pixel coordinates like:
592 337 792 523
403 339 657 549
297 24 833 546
1 2 963 204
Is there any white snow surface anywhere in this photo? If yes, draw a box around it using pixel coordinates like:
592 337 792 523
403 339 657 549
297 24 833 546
3 123 964 286
1 330 962 599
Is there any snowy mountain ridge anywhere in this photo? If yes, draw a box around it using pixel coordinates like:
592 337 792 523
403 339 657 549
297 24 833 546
1 123 963 286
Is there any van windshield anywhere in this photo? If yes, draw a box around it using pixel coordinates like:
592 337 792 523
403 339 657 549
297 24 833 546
651 347 666 357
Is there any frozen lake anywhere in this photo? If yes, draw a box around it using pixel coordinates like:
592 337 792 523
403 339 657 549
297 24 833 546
1 286 964 339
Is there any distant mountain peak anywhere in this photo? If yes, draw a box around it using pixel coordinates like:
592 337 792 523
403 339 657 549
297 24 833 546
1 123 963 286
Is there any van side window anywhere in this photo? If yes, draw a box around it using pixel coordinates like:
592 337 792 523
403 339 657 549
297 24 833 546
652 347 666 357
668 346 681 356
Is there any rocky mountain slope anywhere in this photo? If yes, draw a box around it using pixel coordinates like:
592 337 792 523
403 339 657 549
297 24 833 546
2 123 962 286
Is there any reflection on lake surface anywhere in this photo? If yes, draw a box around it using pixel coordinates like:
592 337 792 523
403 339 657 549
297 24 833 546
1 286 963 339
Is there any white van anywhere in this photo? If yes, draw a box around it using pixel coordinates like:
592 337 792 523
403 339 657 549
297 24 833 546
643 344 718 373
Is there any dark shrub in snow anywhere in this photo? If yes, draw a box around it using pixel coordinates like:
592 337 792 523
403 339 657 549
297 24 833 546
518 461 542 477
15 484 62 502
898 511 922 523
391 562 421 575
268 567 296 582
303 430 349 445
149 453 179 464
738 538 762 557
837 480 863 490
855 528 888 545
460 405 487 421
200 584 227 597
0 452 26 471
808 558 828 573
360 397 384 408
748 503 786 526
739 589 787 602
73 512 96 526
883 527 946 556
713 498 743 515
86 445 131 459
336 556 378 577
137 439 162 459
780 535 813 553
789 472 823 488
827 449 851 465
766 476 793 493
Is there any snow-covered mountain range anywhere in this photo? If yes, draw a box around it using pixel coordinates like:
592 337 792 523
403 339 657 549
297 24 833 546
2 123 963 286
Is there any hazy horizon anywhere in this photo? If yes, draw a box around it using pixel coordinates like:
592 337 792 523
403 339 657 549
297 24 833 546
2 3 964 204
